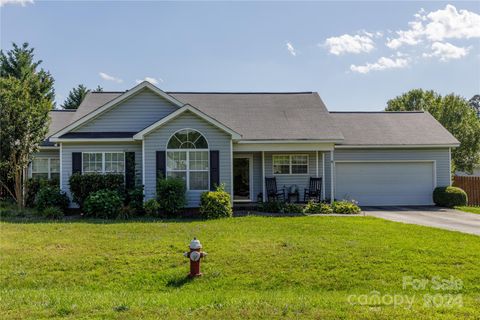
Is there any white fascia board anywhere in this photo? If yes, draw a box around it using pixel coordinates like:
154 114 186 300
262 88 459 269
233 142 335 152
335 144 460 149
39 145 59 150
237 139 343 144
50 81 184 139
50 138 135 143
133 105 242 140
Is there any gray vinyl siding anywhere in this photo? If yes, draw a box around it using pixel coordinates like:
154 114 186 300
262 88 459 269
334 148 451 188
74 89 178 132
143 110 232 207
264 152 324 201
61 142 142 202
324 151 332 200
252 152 262 201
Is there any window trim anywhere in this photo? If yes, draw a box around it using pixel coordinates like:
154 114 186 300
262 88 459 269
166 149 210 191
166 128 210 191
30 157 60 180
81 152 126 175
272 154 309 175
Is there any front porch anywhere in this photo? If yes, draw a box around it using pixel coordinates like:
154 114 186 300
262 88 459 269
232 147 334 204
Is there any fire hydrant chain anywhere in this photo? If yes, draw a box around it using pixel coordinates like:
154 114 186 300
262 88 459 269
184 237 207 277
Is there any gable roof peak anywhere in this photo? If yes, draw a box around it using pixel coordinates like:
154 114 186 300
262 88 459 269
51 81 185 138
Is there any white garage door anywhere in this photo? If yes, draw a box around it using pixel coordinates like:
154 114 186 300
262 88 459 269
335 162 435 206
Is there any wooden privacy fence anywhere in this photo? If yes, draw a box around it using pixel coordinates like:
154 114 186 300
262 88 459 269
453 176 480 206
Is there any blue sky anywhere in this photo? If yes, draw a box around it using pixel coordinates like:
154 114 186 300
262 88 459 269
1 1 479 110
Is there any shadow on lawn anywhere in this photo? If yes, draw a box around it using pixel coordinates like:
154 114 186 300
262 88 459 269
0 215 206 224
166 275 195 288
0 212 312 224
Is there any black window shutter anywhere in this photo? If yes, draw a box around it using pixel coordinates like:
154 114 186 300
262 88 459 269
125 152 135 189
156 151 166 180
210 150 220 191
72 152 82 174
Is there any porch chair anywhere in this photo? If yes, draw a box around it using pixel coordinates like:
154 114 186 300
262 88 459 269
304 177 322 202
265 177 285 202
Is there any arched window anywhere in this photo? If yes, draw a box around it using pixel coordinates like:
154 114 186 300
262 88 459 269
166 129 209 191
167 129 208 149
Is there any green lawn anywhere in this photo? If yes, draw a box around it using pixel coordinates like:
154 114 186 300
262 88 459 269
1 216 479 319
455 206 480 214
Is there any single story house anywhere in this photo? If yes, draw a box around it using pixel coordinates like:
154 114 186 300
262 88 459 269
33 81 460 207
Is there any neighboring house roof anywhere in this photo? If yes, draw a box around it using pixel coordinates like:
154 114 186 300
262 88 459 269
43 82 460 147
331 111 460 147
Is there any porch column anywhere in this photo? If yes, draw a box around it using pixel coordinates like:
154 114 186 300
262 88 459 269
262 151 266 202
330 149 334 204
322 152 325 200
59 143 63 190
230 140 234 206
316 151 319 177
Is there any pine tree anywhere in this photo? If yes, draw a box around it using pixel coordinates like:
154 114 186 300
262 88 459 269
61 84 89 109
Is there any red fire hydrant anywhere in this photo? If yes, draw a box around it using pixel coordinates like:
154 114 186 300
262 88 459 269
183 237 207 277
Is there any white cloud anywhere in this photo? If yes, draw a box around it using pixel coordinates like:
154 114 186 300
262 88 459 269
350 57 409 74
99 72 123 83
423 42 470 61
0 0 33 6
135 77 163 85
361 30 384 38
286 42 296 56
324 33 375 55
386 4 480 49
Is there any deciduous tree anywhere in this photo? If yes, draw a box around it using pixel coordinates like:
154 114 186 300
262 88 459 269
0 43 54 208
386 89 480 173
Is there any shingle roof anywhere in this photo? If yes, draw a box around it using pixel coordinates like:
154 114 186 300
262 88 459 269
330 111 459 146
45 89 460 146
47 110 76 138
169 92 344 141
71 92 123 122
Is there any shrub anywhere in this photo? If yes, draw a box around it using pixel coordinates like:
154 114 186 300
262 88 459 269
25 178 59 208
200 185 232 219
156 177 186 214
69 173 124 207
144 199 160 216
283 203 303 214
303 201 333 214
0 200 35 218
126 185 144 214
433 186 467 208
41 206 64 219
117 206 136 220
83 189 123 219
332 200 361 214
257 201 285 213
34 185 69 213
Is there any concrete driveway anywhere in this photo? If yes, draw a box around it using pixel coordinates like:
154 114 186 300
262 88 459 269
363 206 480 236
